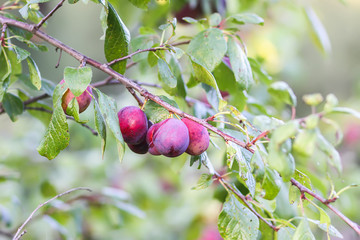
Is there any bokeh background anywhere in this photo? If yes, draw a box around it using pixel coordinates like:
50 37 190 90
0 0 359 239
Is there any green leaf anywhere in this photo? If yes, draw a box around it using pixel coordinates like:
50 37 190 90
252 115 283 132
105 3 130 75
18 89 52 126
227 13 264 26
182 17 199 24
293 129 317 157
187 28 227 71
293 219 316 240
327 107 360 119
41 78 56 96
209 13 222 27
13 46 30 63
66 98 81 122
26 57 41 90
226 142 255 196
227 37 254 90
316 132 342 173
323 94 338 112
40 180 57 197
2 92 24 122
19 0 50 19
0 47 11 82
68 0 79 4
268 81 297 106
139 26 156 35
262 167 281 200
157 58 177 94
289 170 313 206
94 89 124 162
143 95 178 123
268 121 299 181
218 194 259 240
277 227 295 240
248 57 272 84
130 35 154 62
169 55 186 98
192 174 214 190
190 59 225 110
190 59 217 89
63 67 92 97
307 219 343 239
94 100 107 159
37 84 69 160
304 7 331 55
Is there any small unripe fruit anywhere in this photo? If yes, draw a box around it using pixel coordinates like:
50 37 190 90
182 118 209 155
60 80 92 114
118 106 148 145
152 118 189 157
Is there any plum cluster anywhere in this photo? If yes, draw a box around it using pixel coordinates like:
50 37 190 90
118 106 210 157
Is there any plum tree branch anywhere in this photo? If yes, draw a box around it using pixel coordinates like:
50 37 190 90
290 178 360 235
107 46 168 66
24 106 99 136
106 40 189 66
35 0 66 29
1 15 359 235
12 187 92 240
216 175 279 232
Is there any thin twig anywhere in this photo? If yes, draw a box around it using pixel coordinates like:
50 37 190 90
126 87 143 106
171 40 190 46
24 107 98 136
13 187 91 240
0 23 7 46
290 178 360 235
107 40 190 66
217 176 279 232
66 115 98 136
107 46 167 66
55 47 62 68
35 0 66 29
23 93 49 105
25 106 52 114
248 130 270 146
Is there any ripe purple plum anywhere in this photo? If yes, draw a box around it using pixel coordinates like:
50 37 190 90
152 118 189 157
60 80 92 114
118 106 148 145
146 122 163 155
182 118 209 155
127 139 148 154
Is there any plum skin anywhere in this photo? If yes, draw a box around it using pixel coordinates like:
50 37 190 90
127 139 148 154
60 80 93 114
146 122 163 155
118 106 148 145
182 118 209 155
152 118 189 157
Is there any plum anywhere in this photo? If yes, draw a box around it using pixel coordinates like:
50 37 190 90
152 118 189 157
182 118 209 155
146 122 163 156
127 139 148 154
118 106 148 145
59 80 93 114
